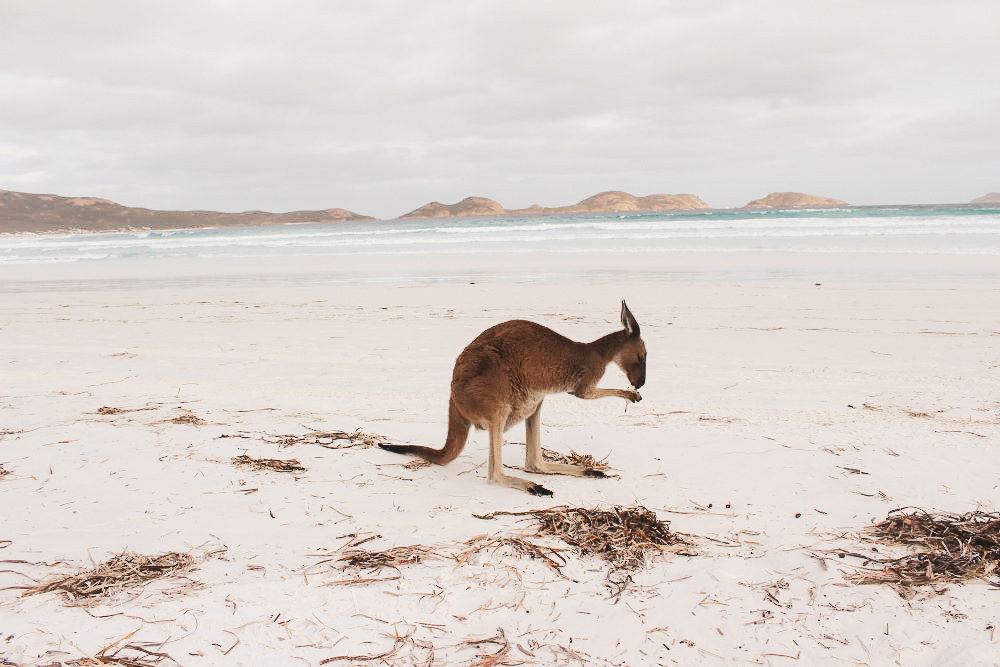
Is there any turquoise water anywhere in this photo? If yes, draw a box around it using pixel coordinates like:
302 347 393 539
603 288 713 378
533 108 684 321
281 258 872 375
2 205 999 288
3 205 999 264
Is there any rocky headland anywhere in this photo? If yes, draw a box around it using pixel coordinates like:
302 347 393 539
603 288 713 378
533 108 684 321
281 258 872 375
400 191 709 219
971 192 1000 205
399 196 508 219
0 189 374 234
742 192 849 209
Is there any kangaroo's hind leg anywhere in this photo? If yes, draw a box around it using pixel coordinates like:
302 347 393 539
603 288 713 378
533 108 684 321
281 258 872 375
524 402 607 479
487 416 553 496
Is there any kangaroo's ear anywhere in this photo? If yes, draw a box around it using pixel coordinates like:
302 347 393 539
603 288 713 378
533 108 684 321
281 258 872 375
621 300 640 337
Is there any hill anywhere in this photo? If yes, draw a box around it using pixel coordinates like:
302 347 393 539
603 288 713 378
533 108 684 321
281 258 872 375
401 191 710 218
743 192 849 209
0 189 374 234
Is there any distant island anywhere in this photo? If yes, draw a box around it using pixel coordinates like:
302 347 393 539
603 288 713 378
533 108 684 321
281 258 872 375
401 191 710 218
0 189 374 234
1 187 996 235
743 192 849 209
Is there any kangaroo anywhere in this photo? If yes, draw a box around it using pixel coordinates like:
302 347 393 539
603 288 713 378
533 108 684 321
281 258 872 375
379 301 646 496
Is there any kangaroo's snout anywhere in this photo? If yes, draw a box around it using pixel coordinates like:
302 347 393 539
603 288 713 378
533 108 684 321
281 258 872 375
626 364 646 390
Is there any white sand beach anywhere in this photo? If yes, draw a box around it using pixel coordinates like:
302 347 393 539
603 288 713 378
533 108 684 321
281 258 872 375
2 254 999 665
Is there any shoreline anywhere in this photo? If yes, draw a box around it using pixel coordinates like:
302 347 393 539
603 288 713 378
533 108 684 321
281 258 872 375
3 249 1000 294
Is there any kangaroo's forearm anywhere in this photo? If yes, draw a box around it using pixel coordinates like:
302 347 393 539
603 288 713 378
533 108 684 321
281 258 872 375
576 387 635 400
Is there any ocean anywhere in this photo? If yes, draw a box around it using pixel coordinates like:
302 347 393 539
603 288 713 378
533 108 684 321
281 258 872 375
2 205 999 290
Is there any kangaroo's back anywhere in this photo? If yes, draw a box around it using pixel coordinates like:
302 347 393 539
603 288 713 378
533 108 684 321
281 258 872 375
453 320 589 396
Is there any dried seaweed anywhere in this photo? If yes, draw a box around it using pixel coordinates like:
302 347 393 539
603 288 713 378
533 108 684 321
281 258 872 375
542 448 611 473
847 507 1000 595
533 506 693 569
239 427 390 449
461 534 572 580
96 404 159 416
321 628 416 664
161 412 207 425
64 644 178 666
475 505 694 597
231 454 306 473
464 628 511 667
0 463 9 479
403 457 432 470
22 551 195 604
325 545 435 586
339 545 433 571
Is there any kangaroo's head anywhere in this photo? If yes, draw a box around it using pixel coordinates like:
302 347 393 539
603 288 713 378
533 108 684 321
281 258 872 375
616 300 646 389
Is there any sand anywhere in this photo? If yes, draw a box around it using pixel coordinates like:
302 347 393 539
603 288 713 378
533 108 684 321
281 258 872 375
1 262 999 665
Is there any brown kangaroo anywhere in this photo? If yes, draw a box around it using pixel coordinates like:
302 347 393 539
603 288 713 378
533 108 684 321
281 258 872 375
379 301 646 496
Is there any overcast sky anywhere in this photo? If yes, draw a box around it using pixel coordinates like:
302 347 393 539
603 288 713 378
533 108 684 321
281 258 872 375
1 1 998 218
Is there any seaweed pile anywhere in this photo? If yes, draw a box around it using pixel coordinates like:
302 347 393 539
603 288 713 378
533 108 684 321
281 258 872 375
848 507 1000 596
476 505 694 597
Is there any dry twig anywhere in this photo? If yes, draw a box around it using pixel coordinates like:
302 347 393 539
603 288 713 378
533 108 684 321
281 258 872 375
465 628 512 667
321 627 415 664
96 404 160 416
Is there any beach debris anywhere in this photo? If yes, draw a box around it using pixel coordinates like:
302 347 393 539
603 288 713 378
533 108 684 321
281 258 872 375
223 427 391 449
231 454 306 473
54 631 179 667
463 627 511 667
160 411 208 425
0 463 9 478
403 457 432 470
21 551 196 604
844 507 1000 597
475 505 694 597
324 545 436 586
542 447 612 474
460 534 573 580
321 627 422 664
96 403 161 416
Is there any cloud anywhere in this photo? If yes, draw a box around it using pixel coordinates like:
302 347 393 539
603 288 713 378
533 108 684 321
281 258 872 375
1 0 998 216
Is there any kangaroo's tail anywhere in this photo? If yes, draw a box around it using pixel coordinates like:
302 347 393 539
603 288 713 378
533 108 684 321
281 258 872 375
378 396 471 465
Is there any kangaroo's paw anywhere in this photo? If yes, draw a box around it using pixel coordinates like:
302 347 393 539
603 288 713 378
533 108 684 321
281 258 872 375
625 389 642 403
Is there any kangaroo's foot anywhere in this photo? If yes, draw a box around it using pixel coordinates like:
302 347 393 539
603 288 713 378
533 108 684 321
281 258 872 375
490 472 553 496
525 460 609 478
